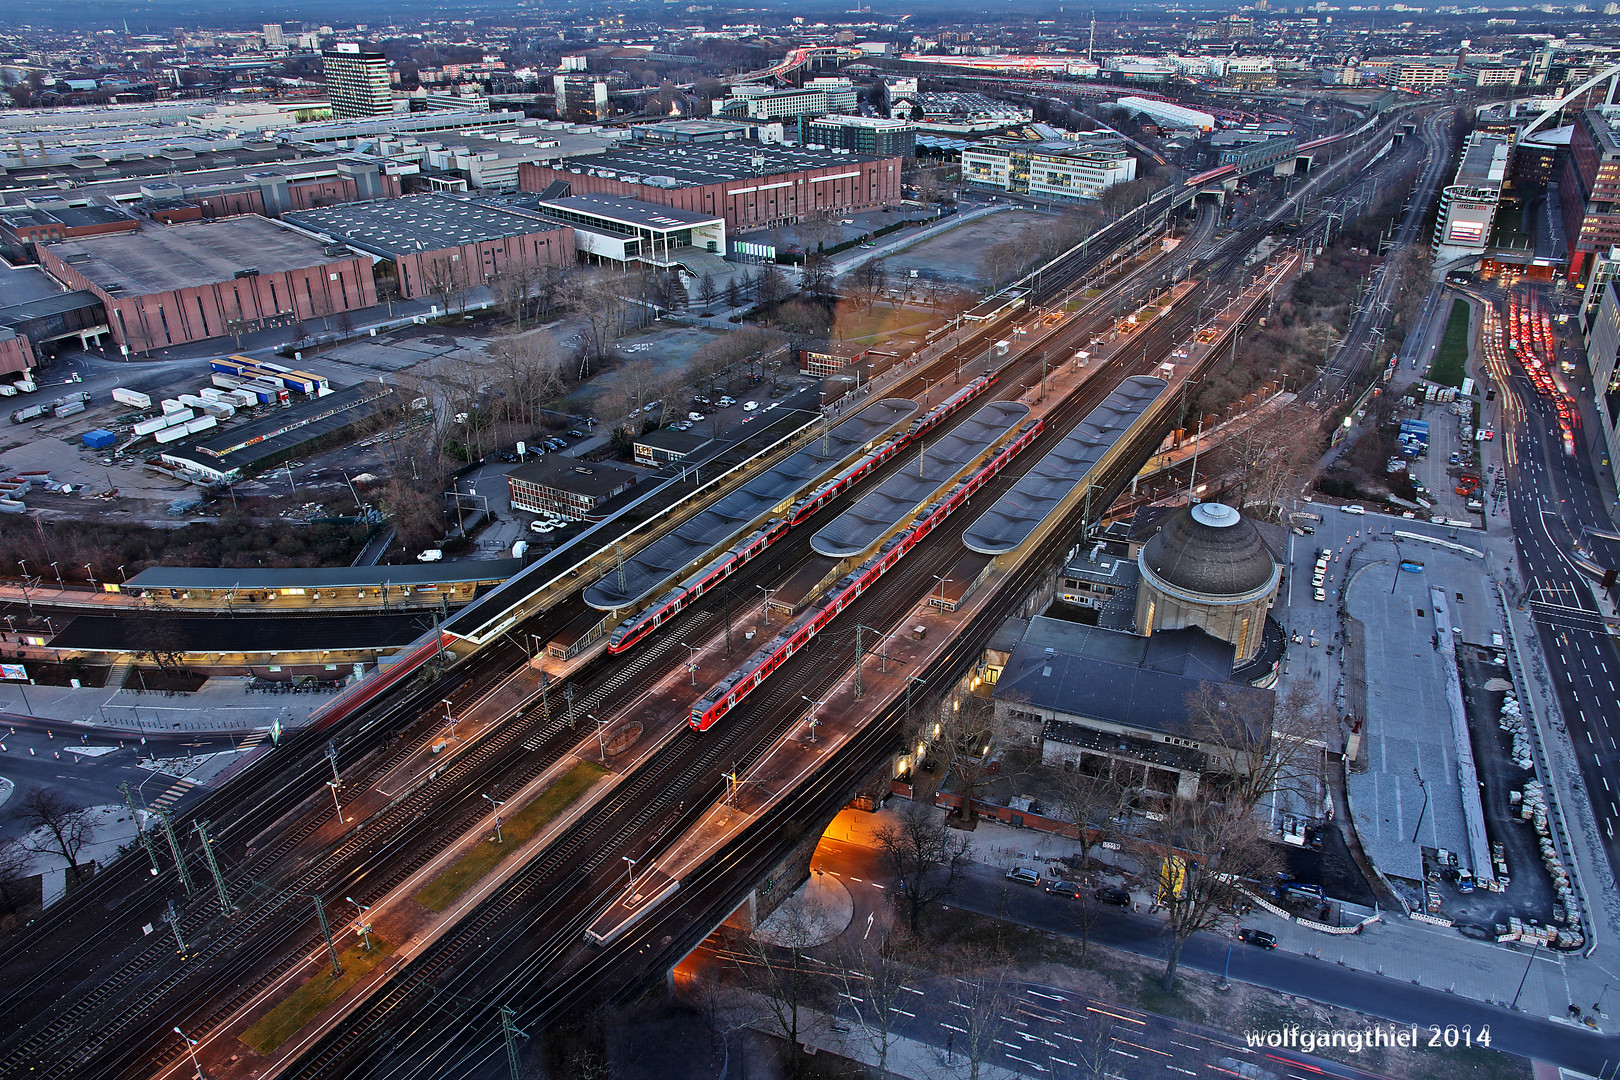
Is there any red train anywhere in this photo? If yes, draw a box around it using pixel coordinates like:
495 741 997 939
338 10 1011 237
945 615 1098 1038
606 374 1000 656
688 418 1043 731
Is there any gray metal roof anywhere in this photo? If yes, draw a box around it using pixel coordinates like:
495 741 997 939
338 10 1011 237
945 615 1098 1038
811 399 1029 559
583 397 917 610
124 560 522 590
963 377 1166 556
285 193 567 258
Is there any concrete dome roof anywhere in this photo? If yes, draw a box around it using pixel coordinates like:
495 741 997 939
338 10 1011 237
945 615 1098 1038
1139 503 1276 597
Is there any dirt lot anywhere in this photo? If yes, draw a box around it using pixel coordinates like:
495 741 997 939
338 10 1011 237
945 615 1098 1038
880 209 1054 287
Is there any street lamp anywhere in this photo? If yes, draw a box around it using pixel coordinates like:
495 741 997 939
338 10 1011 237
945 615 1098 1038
801 694 826 743
346 896 373 950
932 574 952 608
84 563 96 590
483 794 506 843
680 641 699 684
587 712 610 760
442 698 457 740
756 585 776 624
623 855 639 891
49 561 61 588
327 780 345 823
117 565 127 583
174 1027 205 1080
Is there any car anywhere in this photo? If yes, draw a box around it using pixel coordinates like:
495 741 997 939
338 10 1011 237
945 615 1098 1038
741 415 756 423
766 402 780 410
688 412 705 422
1449 452 1460 465
743 401 759 412
1044 880 1083 899
567 429 585 438
1095 886 1130 907
1342 504 1366 515
1005 867 1041 886
1313 587 1326 602
1238 928 1277 948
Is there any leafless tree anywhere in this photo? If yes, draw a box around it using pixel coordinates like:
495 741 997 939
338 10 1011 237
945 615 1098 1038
564 269 628 378
833 931 917 1080
1045 766 1130 871
850 258 890 311
936 693 1030 825
697 273 719 313
754 265 788 308
801 253 834 302
0 839 32 915
726 276 743 310
1186 680 1332 817
795 208 838 255
872 799 971 932
1047 1002 1120 1079
422 253 472 316
946 960 1018 1080
720 903 828 1080
1145 797 1277 990
16 788 94 883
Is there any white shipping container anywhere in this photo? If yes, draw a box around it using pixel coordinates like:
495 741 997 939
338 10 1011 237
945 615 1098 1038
0 386 17 398
177 394 209 410
111 387 152 409
154 424 189 443
163 407 196 426
184 415 217 434
199 401 234 419
227 390 257 408
14 379 36 393
211 373 245 390
132 415 171 436
161 399 186 415
198 387 226 403
53 400 85 418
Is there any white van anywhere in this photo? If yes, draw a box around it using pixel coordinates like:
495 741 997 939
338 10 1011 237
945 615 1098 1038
743 401 758 412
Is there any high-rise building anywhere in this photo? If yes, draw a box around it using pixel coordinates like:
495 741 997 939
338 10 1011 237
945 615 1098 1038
262 24 285 48
1561 108 1620 280
1432 132 1508 262
322 46 393 119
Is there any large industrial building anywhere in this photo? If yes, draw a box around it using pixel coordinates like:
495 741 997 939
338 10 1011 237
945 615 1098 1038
36 217 377 350
1114 96 1216 133
1433 131 1510 263
519 139 902 231
961 136 1137 201
284 194 576 301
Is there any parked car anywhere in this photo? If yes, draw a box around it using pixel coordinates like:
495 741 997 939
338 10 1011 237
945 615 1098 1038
1238 928 1277 949
1044 880 1083 899
1005 867 1041 886
1343 504 1366 515
688 411 705 422
743 401 759 412
567 428 585 438
1095 886 1130 907
1313 587 1326 602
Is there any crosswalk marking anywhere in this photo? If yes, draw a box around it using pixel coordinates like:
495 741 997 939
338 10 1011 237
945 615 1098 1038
149 779 195 809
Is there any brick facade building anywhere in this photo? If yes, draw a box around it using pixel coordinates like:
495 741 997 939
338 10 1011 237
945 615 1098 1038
519 140 901 232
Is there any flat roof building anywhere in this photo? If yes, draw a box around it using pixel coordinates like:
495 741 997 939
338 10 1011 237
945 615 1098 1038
37 217 377 350
159 383 401 482
508 458 641 521
806 114 916 158
1434 131 1509 262
633 427 708 466
532 193 725 275
284 193 575 301
520 139 901 232
962 136 1136 202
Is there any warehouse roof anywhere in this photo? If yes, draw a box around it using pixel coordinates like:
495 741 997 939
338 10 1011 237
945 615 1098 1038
812 399 1029 559
964 377 1165 556
584 398 917 610
285 193 566 258
535 193 721 231
47 217 345 293
540 138 887 189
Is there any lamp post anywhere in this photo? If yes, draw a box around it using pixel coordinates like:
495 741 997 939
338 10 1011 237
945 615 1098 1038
327 780 345 823
174 1027 205 1079
756 585 776 624
623 855 638 891
50 561 61 589
680 641 699 685
84 563 96 590
932 574 952 609
588 713 610 760
346 896 373 950
118 565 127 583
442 698 457 740
483 794 506 843
801 694 826 743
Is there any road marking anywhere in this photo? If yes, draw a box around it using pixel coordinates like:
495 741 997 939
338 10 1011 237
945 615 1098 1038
1004 1052 1047 1071
1168 1068 1199 1077
1110 1048 1141 1059
1027 990 1065 1002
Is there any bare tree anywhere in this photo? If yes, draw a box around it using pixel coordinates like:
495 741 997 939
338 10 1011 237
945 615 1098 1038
1047 1002 1119 1079
1186 680 1331 817
564 269 627 379
754 265 788 308
422 254 472 317
947 960 1018 1080
1146 797 1277 991
849 257 890 311
16 789 93 883
726 276 743 310
720 902 827 1080
0 839 32 916
1046 766 1130 871
697 273 719 313
801 253 834 302
872 799 971 932
834 932 917 1080
936 693 1029 825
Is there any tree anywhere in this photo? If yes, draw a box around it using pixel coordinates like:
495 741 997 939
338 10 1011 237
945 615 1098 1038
726 276 743 310
1186 680 1332 817
801 253 834 302
1047 1002 1119 1079
563 269 627 379
872 799 971 932
422 253 471 316
1046 766 1130 871
946 960 1017 1080
16 788 93 883
850 258 890 311
1146 797 1276 991
754 265 788 308
697 272 719 313
834 933 916 1080
936 693 1029 825
0 839 31 916
133 613 188 675
721 901 827 1080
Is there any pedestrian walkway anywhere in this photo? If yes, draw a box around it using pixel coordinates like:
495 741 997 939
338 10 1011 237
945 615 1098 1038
0 676 315 735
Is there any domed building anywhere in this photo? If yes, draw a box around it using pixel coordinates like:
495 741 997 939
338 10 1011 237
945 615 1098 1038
1134 502 1280 664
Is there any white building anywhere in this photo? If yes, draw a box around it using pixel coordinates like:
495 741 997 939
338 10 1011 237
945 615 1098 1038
1433 131 1508 262
962 137 1137 201
1114 96 1216 133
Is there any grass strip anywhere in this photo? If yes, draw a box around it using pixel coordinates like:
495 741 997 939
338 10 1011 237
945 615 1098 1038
1428 302 1471 388
241 936 392 1055
412 760 607 913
